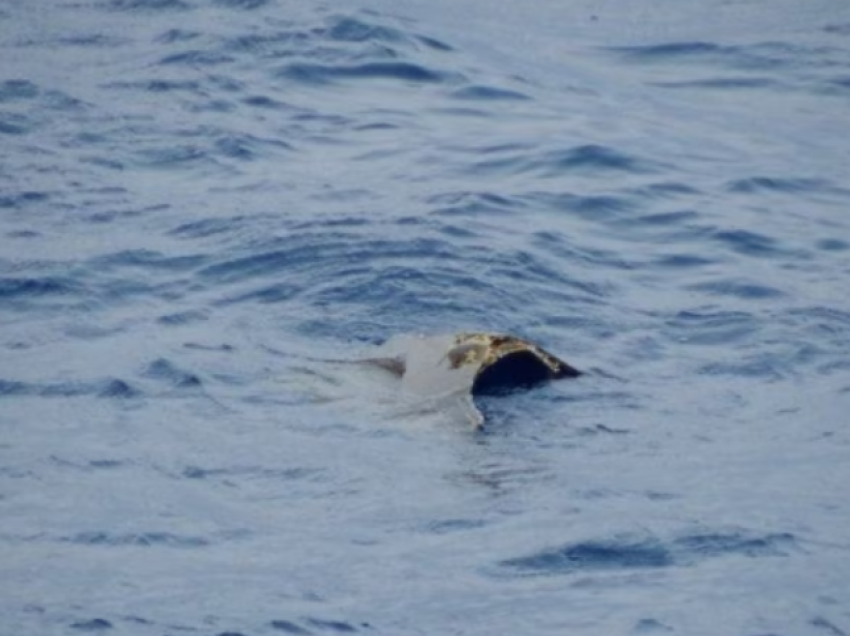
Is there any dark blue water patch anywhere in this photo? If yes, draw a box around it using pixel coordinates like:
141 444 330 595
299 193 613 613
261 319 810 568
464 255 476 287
542 144 655 174
80 156 126 171
197 249 301 284
0 277 78 299
63 531 210 548
810 617 848 636
206 73 245 93
686 279 785 300
826 75 850 92
218 282 301 305
0 378 141 399
288 215 374 232
91 249 207 272
242 94 301 111
726 176 836 195
107 0 191 11
674 531 796 559
155 28 202 44
630 182 702 200
611 41 722 60
448 141 535 156
500 537 675 574
130 144 211 169
276 61 454 86
82 201 164 225
88 459 125 469
158 49 235 66
6 229 41 239
57 34 128 48
182 465 227 479
633 618 673 633
304 617 361 633
425 105 491 118
325 15 408 45
290 110 355 130
121 616 154 628
98 379 142 399
0 379 29 396
650 77 779 90
270 620 313 634
70 618 113 631
157 309 209 325
824 22 850 35
787 306 850 337
212 132 295 160
102 78 201 94
711 229 788 259
222 30 316 58
180 464 318 482
324 13 452 52
607 40 809 73
42 89 88 111
574 422 631 436
142 358 203 388
0 114 31 135
0 190 50 209
495 530 797 577
0 79 39 102
450 85 530 101
184 342 235 353
652 253 716 269
213 0 270 9
425 518 488 535
467 144 656 179
631 210 700 226
416 34 453 52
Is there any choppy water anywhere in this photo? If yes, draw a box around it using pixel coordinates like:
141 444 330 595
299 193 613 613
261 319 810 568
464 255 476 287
2 0 850 634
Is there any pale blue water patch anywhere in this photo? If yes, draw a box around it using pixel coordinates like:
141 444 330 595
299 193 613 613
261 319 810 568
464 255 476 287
2 0 850 634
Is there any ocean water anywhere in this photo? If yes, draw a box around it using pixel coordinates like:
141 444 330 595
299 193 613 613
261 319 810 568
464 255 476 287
2 0 850 634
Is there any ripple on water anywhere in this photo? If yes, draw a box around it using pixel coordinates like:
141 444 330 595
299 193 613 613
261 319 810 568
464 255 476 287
63 531 210 548
107 0 191 11
276 61 454 86
685 278 786 300
450 85 531 101
70 618 114 632
726 176 837 195
467 144 659 179
142 358 203 389
495 529 797 577
664 309 759 346
0 276 82 303
0 378 140 399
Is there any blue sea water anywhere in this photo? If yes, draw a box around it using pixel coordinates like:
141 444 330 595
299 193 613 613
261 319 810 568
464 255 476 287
2 0 850 634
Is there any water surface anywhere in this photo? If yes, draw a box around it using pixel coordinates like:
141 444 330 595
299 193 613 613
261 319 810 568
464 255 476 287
2 1 850 634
